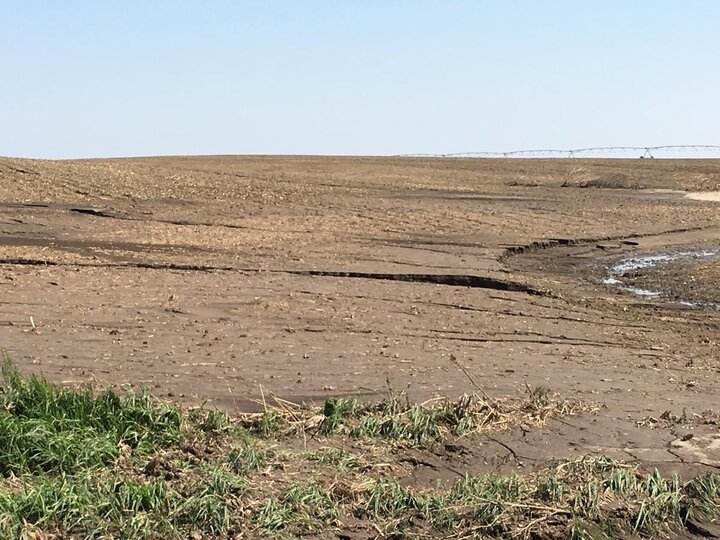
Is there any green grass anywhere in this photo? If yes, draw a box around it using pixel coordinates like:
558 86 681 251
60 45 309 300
1 358 719 539
303 447 368 471
226 440 271 474
364 477 424 519
0 359 180 475
254 480 339 533
190 408 231 434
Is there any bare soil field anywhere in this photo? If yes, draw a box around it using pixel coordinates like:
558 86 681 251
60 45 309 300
1 156 720 537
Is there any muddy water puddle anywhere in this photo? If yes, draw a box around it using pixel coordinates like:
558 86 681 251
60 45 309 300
603 247 720 307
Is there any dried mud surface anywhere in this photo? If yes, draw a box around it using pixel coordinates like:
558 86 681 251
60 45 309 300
2 156 720 483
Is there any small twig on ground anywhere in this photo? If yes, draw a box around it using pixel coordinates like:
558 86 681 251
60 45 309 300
448 354 498 407
487 437 524 466
259 385 267 412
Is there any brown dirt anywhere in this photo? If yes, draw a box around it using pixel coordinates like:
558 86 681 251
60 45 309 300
2 156 720 482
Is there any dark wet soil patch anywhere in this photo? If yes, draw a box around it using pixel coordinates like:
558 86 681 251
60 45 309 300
501 225 713 259
621 256 720 306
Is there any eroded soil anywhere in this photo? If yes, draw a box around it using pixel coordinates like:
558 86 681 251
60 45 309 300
622 257 720 306
2 156 720 486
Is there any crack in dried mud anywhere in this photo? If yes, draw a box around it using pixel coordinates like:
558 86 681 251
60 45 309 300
406 332 640 349
0 257 545 294
291 269 545 294
500 224 715 260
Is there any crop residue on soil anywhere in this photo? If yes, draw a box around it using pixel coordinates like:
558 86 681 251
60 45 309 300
2 156 720 537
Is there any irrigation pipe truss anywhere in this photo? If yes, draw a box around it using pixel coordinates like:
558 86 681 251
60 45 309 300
397 145 720 159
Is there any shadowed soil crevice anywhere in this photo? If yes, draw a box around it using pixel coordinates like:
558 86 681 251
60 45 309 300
0 257 544 294
0 203 273 233
0 258 234 272
70 207 285 233
403 332 641 349
0 235 213 257
289 269 545 294
500 224 714 260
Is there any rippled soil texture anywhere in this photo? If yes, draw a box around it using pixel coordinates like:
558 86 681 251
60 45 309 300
2 156 720 486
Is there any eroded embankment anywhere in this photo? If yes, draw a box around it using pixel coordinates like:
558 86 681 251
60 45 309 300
606 250 720 306
502 225 720 309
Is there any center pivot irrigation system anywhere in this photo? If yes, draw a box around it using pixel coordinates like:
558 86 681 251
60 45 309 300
399 145 720 159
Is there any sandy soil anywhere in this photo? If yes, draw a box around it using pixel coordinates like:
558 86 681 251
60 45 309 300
1 156 720 480
686 191 720 202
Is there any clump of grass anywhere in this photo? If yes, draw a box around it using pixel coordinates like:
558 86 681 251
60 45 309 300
190 408 230 434
0 359 180 475
363 478 424 520
172 493 230 536
243 388 593 447
0 465 243 538
685 471 720 527
632 470 684 533
303 447 368 471
254 480 339 532
537 473 565 502
422 494 457 531
448 473 530 533
349 403 444 444
252 497 296 532
451 472 527 502
199 465 246 497
544 456 720 535
226 440 271 474
251 410 280 437
320 397 359 434
0 473 177 539
345 458 720 538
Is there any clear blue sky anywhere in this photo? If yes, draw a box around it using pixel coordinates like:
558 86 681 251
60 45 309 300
2 1 718 158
